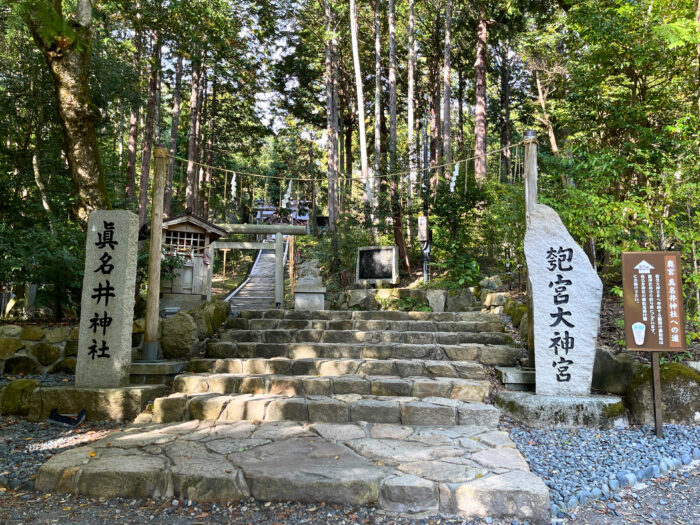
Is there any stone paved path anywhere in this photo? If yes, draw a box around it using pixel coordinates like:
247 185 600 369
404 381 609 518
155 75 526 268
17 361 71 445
34 419 549 523
227 246 278 310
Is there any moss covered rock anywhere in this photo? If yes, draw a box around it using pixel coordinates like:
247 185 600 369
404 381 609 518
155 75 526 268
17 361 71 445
64 340 78 357
0 337 23 358
445 289 477 312
50 358 77 374
511 305 528 328
627 363 700 425
1 325 22 337
21 326 45 341
4 356 39 374
32 343 62 365
0 378 40 415
45 326 72 344
592 346 646 395
161 312 198 359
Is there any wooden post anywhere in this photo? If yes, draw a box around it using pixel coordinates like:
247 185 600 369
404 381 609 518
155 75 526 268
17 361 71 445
523 130 537 369
523 130 538 221
289 235 296 293
144 145 167 361
222 249 229 279
275 232 284 308
651 352 664 438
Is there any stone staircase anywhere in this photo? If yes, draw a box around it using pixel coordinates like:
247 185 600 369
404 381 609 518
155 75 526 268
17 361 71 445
151 309 520 427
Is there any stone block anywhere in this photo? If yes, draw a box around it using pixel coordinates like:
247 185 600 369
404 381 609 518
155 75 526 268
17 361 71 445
454 471 549 522
307 397 349 423
395 360 424 377
187 394 228 420
303 377 333 395
370 378 412 397
266 358 291 375
265 398 307 421
358 360 395 376
350 399 400 423
77 451 169 498
64 340 78 357
3 356 39 374
401 402 456 426
411 379 452 398
449 380 490 402
333 376 370 395
495 391 628 429
268 377 302 396
479 345 519 366
458 403 500 428
45 326 72 344
1 325 22 337
379 475 439 514
593 346 646 395
50 358 77 374
152 394 187 423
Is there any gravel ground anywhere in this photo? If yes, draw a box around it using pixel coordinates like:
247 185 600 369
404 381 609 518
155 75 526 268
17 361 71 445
504 418 700 519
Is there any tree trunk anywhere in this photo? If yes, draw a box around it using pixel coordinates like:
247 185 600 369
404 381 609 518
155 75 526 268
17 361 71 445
350 0 371 224
499 45 511 182
345 112 353 198
138 32 161 227
325 0 339 230
23 0 109 220
374 0 382 208
203 76 216 220
429 12 441 186
126 26 142 200
442 0 452 177
185 52 202 212
194 64 207 215
165 53 183 217
407 0 416 200
474 9 488 182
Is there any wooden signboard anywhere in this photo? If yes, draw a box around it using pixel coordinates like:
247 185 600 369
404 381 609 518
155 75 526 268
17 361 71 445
621 251 686 437
621 252 686 352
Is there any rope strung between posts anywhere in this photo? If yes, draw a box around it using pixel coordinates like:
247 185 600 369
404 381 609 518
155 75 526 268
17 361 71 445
169 140 525 184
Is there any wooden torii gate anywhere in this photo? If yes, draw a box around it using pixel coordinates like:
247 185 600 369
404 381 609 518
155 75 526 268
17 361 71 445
212 223 307 308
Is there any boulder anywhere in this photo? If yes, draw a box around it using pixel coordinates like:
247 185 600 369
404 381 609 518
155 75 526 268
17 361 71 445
426 290 446 312
445 289 477 312
627 363 700 425
484 292 507 308
479 276 502 291
1 325 22 337
32 343 62 366
188 304 214 339
4 356 39 374
21 326 45 341
50 358 77 374
161 312 198 359
45 326 72 344
64 340 78 357
0 378 39 416
511 304 528 328
0 337 24 359
346 289 379 311
518 315 529 345
592 346 646 395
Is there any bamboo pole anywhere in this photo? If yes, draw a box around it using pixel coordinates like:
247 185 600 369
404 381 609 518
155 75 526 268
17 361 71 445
144 145 167 361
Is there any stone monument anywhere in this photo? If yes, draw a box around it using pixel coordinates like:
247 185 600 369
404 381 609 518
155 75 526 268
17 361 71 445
294 259 326 311
75 210 139 388
524 204 603 396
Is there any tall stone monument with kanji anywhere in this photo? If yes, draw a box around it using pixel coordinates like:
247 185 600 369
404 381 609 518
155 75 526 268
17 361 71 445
75 210 139 388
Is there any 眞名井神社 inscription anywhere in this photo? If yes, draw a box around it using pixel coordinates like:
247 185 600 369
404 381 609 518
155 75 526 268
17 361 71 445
524 204 603 396
622 252 686 352
75 211 139 388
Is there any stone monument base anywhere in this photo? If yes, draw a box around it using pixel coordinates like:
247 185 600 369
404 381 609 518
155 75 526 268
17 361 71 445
495 367 535 391
294 285 326 311
130 360 188 386
495 391 628 429
28 385 166 422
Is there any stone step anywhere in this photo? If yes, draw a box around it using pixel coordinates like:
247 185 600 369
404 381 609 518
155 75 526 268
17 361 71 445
153 392 501 428
220 328 509 345
34 419 549 521
226 318 505 334
206 341 520 366
188 357 488 380
237 309 489 322
171 373 490 402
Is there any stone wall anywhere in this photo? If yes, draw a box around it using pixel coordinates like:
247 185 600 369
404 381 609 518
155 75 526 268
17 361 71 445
0 324 79 375
333 288 478 312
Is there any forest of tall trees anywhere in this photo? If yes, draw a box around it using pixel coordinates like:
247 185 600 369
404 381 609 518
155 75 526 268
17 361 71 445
1 0 699 324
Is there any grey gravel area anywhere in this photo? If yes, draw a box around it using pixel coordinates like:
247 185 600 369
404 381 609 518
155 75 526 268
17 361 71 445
0 415 121 491
0 373 74 387
504 419 700 519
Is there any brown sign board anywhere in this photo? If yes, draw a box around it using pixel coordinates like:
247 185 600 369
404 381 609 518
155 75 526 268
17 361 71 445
621 252 686 352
